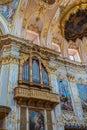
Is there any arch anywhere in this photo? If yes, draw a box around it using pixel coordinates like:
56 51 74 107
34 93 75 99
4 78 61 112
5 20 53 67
68 48 81 62
0 14 10 34
52 42 61 53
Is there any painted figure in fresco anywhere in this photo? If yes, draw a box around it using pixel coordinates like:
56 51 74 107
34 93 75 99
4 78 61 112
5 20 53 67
58 80 73 111
30 111 44 130
64 9 87 41
77 84 87 110
0 0 18 22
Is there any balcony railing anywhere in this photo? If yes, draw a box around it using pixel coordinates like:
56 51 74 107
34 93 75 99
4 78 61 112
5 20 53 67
14 87 59 108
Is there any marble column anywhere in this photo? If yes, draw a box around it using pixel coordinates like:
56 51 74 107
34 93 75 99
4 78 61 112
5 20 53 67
0 64 10 105
0 44 20 130
69 81 84 122
51 73 64 130
44 110 48 130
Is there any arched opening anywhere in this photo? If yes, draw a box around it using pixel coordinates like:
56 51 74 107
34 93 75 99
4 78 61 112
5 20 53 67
25 12 44 46
68 48 81 62
52 42 61 55
26 30 40 45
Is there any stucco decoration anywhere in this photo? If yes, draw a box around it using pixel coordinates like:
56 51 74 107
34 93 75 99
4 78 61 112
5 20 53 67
62 110 76 123
0 0 19 22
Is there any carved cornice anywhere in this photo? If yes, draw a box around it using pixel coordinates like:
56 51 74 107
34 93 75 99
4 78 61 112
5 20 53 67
0 34 87 69
1 56 19 64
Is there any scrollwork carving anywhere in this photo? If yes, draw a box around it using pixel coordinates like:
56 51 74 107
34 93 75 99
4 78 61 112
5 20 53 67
62 110 76 123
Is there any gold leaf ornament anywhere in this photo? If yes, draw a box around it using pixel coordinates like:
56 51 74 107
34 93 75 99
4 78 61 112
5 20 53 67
0 0 13 5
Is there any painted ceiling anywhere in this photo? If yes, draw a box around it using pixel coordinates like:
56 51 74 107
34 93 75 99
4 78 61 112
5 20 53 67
0 0 19 22
0 0 13 4
64 9 87 42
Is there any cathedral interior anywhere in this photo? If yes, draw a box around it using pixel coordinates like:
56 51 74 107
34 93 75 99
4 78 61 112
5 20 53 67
0 0 87 130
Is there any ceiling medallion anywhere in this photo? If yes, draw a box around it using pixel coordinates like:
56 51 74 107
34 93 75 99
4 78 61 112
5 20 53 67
0 0 13 5
64 9 87 42
42 0 55 5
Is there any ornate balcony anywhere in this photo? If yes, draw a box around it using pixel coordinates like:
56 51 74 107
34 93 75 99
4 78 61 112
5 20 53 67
14 87 59 108
0 106 11 119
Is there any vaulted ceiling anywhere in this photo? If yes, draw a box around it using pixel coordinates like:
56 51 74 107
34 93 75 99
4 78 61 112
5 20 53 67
0 0 87 48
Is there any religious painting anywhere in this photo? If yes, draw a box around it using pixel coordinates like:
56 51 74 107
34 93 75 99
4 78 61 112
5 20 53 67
77 84 87 111
58 80 73 111
29 110 45 130
0 0 19 22
64 9 87 42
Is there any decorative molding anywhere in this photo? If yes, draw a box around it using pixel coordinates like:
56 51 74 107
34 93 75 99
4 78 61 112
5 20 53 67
1 56 19 64
62 110 76 123
14 87 59 109
66 73 75 82
0 34 87 69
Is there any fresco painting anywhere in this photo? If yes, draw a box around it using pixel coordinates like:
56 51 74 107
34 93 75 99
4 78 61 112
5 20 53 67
29 111 45 130
77 84 87 110
58 80 73 111
0 0 18 22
